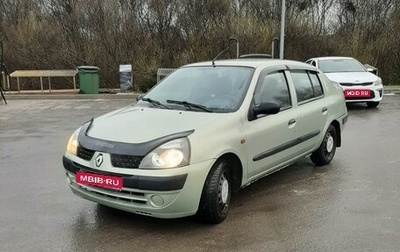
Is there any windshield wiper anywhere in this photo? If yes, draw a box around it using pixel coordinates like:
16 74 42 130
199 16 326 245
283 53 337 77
166 99 213 112
140 97 171 109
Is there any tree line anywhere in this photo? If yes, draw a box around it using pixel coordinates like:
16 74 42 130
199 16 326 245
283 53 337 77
0 0 399 91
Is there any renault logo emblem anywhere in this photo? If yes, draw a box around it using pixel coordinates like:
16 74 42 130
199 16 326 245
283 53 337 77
95 154 104 167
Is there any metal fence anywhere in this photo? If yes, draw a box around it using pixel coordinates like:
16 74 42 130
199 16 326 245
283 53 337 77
156 68 176 83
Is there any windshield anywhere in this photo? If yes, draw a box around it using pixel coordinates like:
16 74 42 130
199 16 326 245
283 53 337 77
137 66 254 112
319 58 366 73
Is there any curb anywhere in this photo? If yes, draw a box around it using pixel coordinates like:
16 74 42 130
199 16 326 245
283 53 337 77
2 87 400 101
3 93 139 100
383 88 400 94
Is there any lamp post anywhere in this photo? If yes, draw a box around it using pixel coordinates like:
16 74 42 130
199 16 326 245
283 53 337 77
0 38 7 104
0 38 3 70
279 0 286 59
229 37 239 58
0 38 4 86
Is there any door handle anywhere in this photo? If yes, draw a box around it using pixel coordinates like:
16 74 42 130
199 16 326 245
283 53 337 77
322 107 328 113
288 119 296 125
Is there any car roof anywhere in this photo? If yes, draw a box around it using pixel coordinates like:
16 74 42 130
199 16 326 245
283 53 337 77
184 58 315 70
310 56 356 61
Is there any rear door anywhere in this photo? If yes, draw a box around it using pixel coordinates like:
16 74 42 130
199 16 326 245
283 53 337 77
287 68 329 154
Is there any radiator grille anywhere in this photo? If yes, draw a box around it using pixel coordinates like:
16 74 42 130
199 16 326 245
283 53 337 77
77 146 95 161
111 154 143 168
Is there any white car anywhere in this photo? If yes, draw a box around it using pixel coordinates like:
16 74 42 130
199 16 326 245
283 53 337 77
306 56 383 108
63 58 348 223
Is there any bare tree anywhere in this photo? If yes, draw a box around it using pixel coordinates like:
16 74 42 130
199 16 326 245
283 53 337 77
0 0 399 90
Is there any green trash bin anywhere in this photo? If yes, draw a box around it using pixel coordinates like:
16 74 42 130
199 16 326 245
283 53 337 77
77 66 100 94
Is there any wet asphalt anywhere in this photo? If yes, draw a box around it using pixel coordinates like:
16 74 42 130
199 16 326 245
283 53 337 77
1 95 400 252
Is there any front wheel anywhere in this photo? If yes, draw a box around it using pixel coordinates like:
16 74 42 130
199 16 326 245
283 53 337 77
366 101 379 108
197 159 232 224
311 125 337 166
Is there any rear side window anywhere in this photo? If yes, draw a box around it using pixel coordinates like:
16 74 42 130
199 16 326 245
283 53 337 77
291 70 324 103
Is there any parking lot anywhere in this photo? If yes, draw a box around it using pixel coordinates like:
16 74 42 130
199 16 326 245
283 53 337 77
1 95 400 252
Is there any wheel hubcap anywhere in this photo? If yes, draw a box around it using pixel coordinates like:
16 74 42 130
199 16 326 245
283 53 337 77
220 175 229 204
326 133 334 153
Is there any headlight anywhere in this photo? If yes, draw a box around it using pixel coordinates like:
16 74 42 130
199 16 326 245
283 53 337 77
139 138 190 169
66 127 81 155
374 78 382 86
331 81 342 90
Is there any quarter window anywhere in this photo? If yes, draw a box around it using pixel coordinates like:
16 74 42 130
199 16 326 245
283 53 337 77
308 72 324 97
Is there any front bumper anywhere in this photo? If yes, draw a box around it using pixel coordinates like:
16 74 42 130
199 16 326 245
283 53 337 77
342 85 383 103
63 155 214 218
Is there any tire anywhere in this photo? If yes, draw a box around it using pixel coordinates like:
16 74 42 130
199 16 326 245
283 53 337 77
197 159 232 224
366 101 379 108
311 125 337 166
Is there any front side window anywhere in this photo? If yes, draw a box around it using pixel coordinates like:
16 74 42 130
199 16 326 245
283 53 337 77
254 71 291 110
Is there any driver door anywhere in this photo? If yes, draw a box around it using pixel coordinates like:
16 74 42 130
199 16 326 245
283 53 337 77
244 69 298 179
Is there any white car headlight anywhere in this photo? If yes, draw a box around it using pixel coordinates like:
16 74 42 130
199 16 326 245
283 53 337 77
66 127 81 155
139 138 190 169
374 78 382 86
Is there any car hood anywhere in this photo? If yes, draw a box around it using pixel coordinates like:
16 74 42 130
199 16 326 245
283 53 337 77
86 106 232 143
324 72 378 84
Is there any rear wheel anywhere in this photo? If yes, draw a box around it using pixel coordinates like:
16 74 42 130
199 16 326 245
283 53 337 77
197 159 232 224
311 125 337 166
366 101 379 108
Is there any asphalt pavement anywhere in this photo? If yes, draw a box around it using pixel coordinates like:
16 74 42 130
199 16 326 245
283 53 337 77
1 84 400 101
1 93 400 252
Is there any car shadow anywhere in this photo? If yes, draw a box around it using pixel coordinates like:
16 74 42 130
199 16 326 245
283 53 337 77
65 157 346 251
76 158 333 227
346 102 378 111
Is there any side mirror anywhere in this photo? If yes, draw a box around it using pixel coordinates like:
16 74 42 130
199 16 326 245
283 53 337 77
253 102 280 117
367 68 378 75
